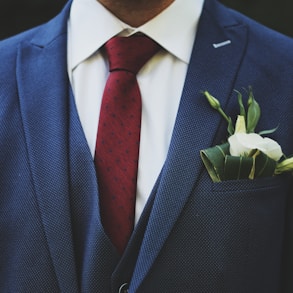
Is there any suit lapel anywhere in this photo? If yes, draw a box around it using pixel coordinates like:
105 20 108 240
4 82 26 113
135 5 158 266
16 2 79 291
130 0 248 291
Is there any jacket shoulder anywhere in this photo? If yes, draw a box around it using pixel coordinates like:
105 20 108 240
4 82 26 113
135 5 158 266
0 0 70 64
207 0 293 57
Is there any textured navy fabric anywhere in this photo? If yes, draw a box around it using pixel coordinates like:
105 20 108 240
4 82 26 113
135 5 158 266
68 87 121 292
0 0 293 292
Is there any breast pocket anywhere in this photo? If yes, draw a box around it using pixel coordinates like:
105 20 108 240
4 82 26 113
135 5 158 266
200 175 290 290
211 174 287 194
206 175 289 240
180 174 291 291
205 175 290 263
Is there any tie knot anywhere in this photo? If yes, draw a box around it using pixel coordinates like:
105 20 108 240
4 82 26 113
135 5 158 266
104 35 161 74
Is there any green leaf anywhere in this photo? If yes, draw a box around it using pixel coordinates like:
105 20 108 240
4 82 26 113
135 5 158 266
246 87 261 133
254 151 277 178
227 117 235 136
235 90 246 118
224 155 254 180
200 143 230 182
258 125 279 136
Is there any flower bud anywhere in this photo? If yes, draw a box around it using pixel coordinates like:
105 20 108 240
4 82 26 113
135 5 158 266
235 115 247 133
275 157 293 174
247 88 261 133
203 91 221 110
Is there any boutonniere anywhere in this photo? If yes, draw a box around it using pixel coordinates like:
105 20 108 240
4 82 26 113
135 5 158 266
200 87 293 182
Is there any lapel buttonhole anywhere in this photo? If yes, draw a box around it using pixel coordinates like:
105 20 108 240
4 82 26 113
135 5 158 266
213 40 232 48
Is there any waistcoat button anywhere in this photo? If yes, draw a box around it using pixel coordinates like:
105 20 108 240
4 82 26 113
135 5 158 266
118 283 128 293
118 283 129 293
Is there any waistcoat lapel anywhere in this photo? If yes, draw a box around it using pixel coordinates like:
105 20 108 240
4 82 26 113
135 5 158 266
110 173 162 292
67 88 121 292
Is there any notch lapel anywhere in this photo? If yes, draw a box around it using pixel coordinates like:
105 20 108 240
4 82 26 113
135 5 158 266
130 1 248 291
16 3 79 291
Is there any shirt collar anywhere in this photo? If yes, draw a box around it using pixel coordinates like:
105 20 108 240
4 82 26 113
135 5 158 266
68 0 205 70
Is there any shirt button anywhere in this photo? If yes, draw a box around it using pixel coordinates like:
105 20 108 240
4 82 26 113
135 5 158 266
118 282 129 293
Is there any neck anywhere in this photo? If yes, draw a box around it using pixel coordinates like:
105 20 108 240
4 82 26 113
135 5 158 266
97 0 174 27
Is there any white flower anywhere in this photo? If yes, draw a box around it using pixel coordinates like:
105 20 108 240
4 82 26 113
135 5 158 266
228 132 283 161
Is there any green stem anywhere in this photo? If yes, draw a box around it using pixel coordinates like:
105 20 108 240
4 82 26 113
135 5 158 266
218 107 230 123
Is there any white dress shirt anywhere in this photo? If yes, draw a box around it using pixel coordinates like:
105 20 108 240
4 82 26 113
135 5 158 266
67 0 204 223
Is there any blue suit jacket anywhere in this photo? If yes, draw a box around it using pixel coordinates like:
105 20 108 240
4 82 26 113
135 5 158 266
1 0 293 292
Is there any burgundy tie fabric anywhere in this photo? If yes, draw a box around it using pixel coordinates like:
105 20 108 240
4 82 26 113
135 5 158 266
95 35 160 254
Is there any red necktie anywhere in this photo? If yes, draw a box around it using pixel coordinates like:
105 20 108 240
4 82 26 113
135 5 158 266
95 35 160 254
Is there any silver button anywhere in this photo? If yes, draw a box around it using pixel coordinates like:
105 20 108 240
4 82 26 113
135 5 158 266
118 283 129 293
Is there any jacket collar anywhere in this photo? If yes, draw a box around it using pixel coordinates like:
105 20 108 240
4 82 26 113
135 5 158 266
129 0 248 290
